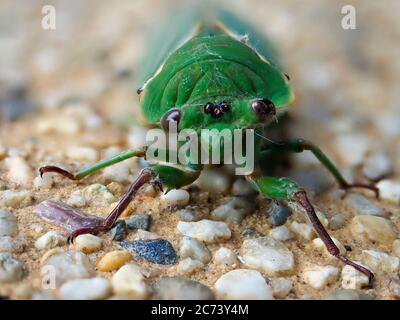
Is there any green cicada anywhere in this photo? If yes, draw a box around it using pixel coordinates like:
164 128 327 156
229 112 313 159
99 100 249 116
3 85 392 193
39 7 378 282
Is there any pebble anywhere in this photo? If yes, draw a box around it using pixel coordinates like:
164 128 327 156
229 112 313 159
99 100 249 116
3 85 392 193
0 236 25 253
231 178 256 196
177 220 231 244
97 250 132 272
334 134 369 166
270 278 293 299
0 210 18 236
33 173 53 189
290 221 316 240
103 161 131 183
74 234 102 253
241 237 295 276
111 220 127 241
134 229 160 240
36 115 81 134
341 263 370 289
0 190 31 208
213 247 238 266
43 251 95 286
177 257 204 275
312 237 346 256
111 264 151 299
179 236 211 263
393 239 400 257
127 126 149 149
303 265 340 289
267 201 292 226
0 252 25 283
152 277 215 300
350 215 398 245
362 151 391 180
59 277 112 300
66 146 99 163
0 146 7 160
5 156 33 187
362 250 399 273
176 209 204 222
84 184 116 204
388 278 400 299
194 168 231 193
120 239 177 265
324 289 374 300
125 213 151 230
214 269 274 300
345 194 385 216
269 225 294 241
161 189 190 206
329 213 345 230
211 196 255 223
35 231 67 250
377 179 400 205
66 191 88 208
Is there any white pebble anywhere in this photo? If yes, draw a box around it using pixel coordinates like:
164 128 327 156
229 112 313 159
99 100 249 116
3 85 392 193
0 252 25 283
211 197 255 223
393 239 400 258
111 264 150 299
334 134 369 166
241 237 295 276
362 250 399 273
60 277 112 300
290 221 315 240
0 190 31 208
134 230 160 241
74 234 102 253
341 263 370 289
269 225 294 241
36 116 81 134
194 168 231 193
214 269 273 300
35 231 67 250
213 247 238 266
0 236 25 253
177 257 204 275
33 174 54 189
5 157 33 187
362 152 391 180
350 215 397 246
66 191 88 208
312 237 346 256
66 146 98 163
177 220 231 243
270 278 293 299
84 184 116 204
161 189 190 206
0 210 18 236
179 236 211 263
303 265 340 289
128 126 149 149
377 180 400 205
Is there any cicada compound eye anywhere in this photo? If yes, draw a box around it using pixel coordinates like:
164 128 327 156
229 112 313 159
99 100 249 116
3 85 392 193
251 99 276 122
161 108 182 131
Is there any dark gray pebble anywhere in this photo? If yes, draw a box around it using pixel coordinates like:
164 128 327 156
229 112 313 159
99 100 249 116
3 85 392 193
125 214 151 230
112 220 127 241
267 201 291 226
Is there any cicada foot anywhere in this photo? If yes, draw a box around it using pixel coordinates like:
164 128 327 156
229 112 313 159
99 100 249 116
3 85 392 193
340 182 379 198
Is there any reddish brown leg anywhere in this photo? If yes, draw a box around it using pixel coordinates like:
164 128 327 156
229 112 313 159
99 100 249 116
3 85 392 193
294 190 374 283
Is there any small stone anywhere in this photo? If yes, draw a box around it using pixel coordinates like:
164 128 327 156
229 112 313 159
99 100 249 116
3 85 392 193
241 237 295 276
66 146 98 163
214 269 274 300
329 213 345 230
33 174 53 189
0 190 31 208
213 247 238 266
120 239 177 265
377 180 400 205
0 146 7 160
341 263 370 289
334 134 369 166
345 194 385 216
303 265 340 289
362 152 391 180
362 250 399 273
267 201 291 226
179 236 211 263
66 191 88 208
36 115 81 134
111 264 151 299
324 289 374 300
388 278 400 299
0 252 25 283
35 231 67 250
59 277 112 300
84 184 116 204
312 237 346 256
177 220 231 244
153 277 215 300
43 251 95 286
177 258 203 275
97 250 132 272
269 225 294 241
127 126 149 149
232 178 256 196
393 239 400 258
176 209 204 222
0 236 25 253
350 215 398 245
4 156 33 187
74 234 102 253
194 168 231 193
242 228 262 238
125 213 151 230
290 221 316 240
111 220 127 241
270 278 293 299
0 210 18 237
211 197 255 223
161 189 190 206
134 230 160 241
316 211 329 228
